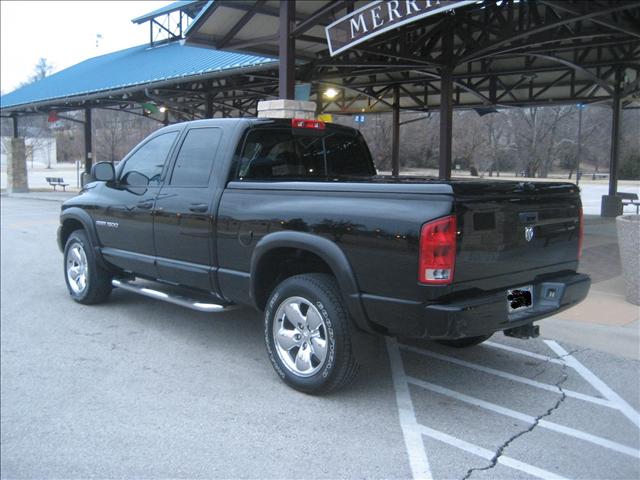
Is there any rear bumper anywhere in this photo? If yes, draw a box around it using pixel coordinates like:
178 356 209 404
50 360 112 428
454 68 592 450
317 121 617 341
362 272 591 339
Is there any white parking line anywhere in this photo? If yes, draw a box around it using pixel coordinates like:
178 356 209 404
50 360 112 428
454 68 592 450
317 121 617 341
545 340 640 429
386 337 433 480
390 339 640 480
417 424 570 480
484 341 566 365
401 344 613 408
407 376 640 459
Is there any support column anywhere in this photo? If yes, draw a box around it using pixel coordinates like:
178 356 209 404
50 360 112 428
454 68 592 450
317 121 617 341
439 67 453 180
392 85 400 177
7 113 28 194
279 0 295 100
84 108 92 174
601 69 623 217
438 26 454 181
206 93 214 118
315 88 323 116
608 79 622 197
575 104 583 186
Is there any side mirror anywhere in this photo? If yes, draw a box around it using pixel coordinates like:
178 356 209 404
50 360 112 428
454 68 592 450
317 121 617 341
91 162 115 182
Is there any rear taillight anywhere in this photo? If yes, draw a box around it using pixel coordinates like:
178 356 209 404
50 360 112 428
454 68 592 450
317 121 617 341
291 118 325 130
578 207 584 258
419 215 457 284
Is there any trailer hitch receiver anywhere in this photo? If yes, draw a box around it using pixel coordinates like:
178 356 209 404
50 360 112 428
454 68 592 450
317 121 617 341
504 323 540 339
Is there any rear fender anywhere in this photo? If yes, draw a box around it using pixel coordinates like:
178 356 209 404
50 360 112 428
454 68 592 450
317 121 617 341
250 231 374 333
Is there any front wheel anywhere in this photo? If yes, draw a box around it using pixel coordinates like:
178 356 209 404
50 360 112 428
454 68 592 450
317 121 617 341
265 274 359 394
64 230 112 304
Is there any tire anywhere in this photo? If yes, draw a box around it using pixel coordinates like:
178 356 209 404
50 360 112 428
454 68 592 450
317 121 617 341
265 273 359 394
63 229 112 304
435 334 492 348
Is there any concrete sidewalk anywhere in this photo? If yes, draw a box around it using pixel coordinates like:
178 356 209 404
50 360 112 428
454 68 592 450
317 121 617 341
547 215 639 359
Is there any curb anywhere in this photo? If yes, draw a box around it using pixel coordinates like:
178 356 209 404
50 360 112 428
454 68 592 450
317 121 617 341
1 192 76 203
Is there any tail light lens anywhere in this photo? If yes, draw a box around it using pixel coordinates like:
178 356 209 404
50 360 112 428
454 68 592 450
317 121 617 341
578 207 584 259
419 215 457 284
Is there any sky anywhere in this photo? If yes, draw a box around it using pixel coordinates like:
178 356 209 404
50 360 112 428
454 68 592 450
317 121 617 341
0 0 171 94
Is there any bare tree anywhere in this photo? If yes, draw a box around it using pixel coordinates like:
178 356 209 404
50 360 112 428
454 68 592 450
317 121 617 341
93 109 159 163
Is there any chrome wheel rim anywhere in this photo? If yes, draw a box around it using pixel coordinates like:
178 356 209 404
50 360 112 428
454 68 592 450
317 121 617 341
66 242 88 294
273 296 328 377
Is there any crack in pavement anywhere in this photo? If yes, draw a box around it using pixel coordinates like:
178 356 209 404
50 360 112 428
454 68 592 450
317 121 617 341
530 347 590 381
461 347 585 480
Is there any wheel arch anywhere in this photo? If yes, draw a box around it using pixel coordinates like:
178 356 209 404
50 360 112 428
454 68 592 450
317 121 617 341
250 231 374 333
59 208 109 269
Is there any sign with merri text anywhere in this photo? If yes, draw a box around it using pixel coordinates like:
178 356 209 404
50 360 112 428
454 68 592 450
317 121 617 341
325 0 476 56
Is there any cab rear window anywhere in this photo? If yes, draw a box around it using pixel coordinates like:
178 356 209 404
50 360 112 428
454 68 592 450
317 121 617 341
237 128 375 180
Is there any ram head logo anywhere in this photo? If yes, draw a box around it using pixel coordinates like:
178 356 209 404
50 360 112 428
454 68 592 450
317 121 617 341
524 226 535 242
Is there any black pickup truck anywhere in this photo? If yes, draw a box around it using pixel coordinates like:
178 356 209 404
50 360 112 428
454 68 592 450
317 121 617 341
58 118 590 393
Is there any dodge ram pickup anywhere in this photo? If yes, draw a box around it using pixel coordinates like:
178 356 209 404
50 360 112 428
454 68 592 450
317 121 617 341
58 117 590 393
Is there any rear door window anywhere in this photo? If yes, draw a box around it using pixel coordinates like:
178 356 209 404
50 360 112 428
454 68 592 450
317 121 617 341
170 127 222 186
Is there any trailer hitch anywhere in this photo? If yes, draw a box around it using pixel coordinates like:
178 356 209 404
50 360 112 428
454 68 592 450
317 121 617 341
504 323 540 339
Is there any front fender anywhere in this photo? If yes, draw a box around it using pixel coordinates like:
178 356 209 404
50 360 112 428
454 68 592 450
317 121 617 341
250 231 374 333
58 207 109 269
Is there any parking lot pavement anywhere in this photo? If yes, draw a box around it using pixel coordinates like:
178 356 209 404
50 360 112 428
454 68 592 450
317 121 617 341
2 196 639 479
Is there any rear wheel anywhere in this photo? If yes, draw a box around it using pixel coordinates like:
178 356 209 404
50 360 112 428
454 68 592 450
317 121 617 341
435 334 492 348
64 230 112 304
265 274 359 394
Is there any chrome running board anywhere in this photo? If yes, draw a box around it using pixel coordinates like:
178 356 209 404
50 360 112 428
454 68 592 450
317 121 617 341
111 279 235 313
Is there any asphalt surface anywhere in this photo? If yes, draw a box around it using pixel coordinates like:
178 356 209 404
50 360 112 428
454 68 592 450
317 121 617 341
1 196 639 479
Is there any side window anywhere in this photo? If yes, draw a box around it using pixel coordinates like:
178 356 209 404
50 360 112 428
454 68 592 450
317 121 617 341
170 127 222 186
239 129 326 179
119 131 178 185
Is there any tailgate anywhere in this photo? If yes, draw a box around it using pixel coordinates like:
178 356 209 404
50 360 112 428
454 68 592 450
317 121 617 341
453 182 581 285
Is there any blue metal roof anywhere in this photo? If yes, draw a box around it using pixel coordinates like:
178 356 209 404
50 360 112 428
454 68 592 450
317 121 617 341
131 1 202 24
0 41 275 111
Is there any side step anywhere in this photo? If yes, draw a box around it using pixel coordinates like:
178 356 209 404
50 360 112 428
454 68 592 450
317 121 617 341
111 279 235 313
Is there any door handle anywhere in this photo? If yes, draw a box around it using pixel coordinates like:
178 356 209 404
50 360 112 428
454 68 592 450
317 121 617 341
189 203 208 213
137 201 154 210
